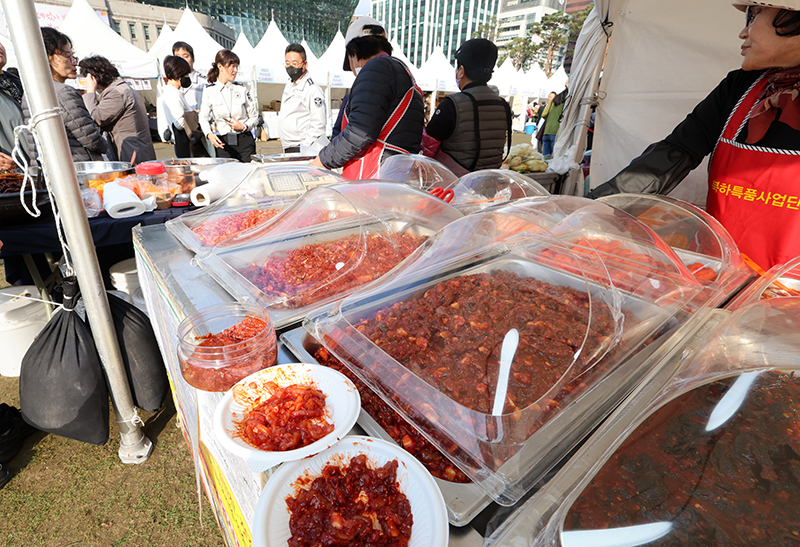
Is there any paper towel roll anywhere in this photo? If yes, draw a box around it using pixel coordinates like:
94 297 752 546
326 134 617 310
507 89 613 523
103 182 146 218
191 178 230 207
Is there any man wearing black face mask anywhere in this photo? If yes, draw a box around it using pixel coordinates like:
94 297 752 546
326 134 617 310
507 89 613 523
278 43 326 153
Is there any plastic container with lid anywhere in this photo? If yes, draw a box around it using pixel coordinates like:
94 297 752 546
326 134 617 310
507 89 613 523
0 286 50 377
166 164 345 254
375 154 458 190
302 203 708 507
485 298 800 547
726 254 800 307
449 169 550 213
132 162 178 207
598 193 755 298
197 181 463 330
176 302 277 392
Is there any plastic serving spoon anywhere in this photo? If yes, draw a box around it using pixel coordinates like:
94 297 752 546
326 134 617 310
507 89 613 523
492 328 520 416
561 522 673 547
705 371 759 432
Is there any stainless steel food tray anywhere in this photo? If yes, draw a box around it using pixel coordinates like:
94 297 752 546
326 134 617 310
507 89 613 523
302 251 702 506
198 217 438 332
280 326 494 526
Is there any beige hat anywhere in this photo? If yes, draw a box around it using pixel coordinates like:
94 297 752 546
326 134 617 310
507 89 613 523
732 1 800 11
343 17 387 70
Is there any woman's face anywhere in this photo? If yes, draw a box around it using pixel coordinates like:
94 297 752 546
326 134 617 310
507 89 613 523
739 7 800 70
49 46 78 82
218 61 238 83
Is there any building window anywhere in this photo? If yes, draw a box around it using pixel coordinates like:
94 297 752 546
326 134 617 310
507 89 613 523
156 25 162 34
144 26 150 41
113 20 120 34
129 23 136 39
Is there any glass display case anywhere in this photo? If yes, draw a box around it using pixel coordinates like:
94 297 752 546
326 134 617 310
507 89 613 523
301 204 711 508
598 193 755 299
486 297 800 547
196 181 463 330
375 154 458 190
449 169 550 214
166 164 344 254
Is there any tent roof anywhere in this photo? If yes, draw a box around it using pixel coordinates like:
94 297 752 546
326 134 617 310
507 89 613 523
300 39 318 65
233 31 256 79
149 8 222 73
313 30 354 88
60 0 158 78
546 65 568 92
147 23 174 58
492 57 518 96
417 46 457 92
254 19 289 71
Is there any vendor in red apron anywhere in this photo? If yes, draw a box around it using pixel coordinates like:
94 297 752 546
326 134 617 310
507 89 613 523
309 18 425 180
589 1 800 271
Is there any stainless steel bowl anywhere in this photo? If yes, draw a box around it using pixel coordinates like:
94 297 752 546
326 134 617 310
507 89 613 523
157 158 237 177
74 161 134 186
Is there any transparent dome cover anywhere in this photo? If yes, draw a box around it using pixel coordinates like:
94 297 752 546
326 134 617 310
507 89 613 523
598 193 753 290
166 164 344 253
375 154 458 190
485 298 800 547
197 181 462 329
303 206 706 506
727 254 800 308
449 169 550 214
488 196 709 309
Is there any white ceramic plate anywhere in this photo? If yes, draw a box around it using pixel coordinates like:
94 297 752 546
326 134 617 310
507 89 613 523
252 435 449 547
212 363 360 472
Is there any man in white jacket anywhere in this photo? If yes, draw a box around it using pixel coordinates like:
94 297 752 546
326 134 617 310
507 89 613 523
278 43 326 153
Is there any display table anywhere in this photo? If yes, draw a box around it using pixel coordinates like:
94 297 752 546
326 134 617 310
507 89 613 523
133 223 486 547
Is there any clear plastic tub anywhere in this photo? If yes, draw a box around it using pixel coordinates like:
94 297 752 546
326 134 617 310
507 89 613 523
726 254 800 307
197 181 463 330
485 298 800 547
166 164 344 253
598 193 755 295
303 207 707 506
375 154 458 190
448 169 550 214
176 302 277 392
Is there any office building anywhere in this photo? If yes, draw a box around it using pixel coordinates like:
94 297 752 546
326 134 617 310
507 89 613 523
371 0 500 68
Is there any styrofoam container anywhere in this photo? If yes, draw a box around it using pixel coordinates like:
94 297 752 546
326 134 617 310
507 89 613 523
0 286 50 377
109 258 140 294
131 287 148 316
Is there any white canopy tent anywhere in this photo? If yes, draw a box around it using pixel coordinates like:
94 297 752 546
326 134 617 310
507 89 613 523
232 31 256 82
520 63 549 98
300 38 318 66
147 23 174 60
316 30 354 89
59 0 158 78
553 0 743 206
545 65 569 94
492 57 518 97
148 8 223 75
253 19 290 84
417 46 457 93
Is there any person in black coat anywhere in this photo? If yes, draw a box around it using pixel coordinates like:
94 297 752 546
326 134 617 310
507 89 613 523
310 18 424 179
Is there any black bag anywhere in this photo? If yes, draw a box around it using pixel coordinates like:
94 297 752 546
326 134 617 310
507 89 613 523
106 292 168 412
183 110 203 144
19 277 109 445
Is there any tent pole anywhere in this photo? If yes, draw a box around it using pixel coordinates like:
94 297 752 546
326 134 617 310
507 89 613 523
562 57 604 197
3 0 152 464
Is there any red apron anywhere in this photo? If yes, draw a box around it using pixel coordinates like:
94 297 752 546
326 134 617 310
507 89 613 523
340 77 422 181
707 75 800 271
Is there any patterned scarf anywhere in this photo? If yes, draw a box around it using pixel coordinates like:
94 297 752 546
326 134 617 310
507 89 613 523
746 66 800 144
0 71 22 105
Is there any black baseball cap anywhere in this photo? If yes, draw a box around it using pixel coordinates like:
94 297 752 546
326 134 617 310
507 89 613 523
455 38 498 77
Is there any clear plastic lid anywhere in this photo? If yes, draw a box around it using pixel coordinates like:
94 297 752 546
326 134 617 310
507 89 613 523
598 193 753 288
166 164 344 253
488 196 708 307
197 181 463 329
448 169 550 213
304 205 707 506
486 298 800 546
727 254 800 307
375 154 458 190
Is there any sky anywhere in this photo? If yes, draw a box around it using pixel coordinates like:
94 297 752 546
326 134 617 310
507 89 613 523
355 0 371 15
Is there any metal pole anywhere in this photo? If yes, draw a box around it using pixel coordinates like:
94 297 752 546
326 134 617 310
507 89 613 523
3 0 151 464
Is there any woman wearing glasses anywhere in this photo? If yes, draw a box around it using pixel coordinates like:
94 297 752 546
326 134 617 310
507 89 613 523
79 55 156 164
36 27 108 162
589 2 800 271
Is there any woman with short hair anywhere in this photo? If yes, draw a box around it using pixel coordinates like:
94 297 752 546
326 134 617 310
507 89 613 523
79 55 155 164
160 55 205 157
590 2 800 271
